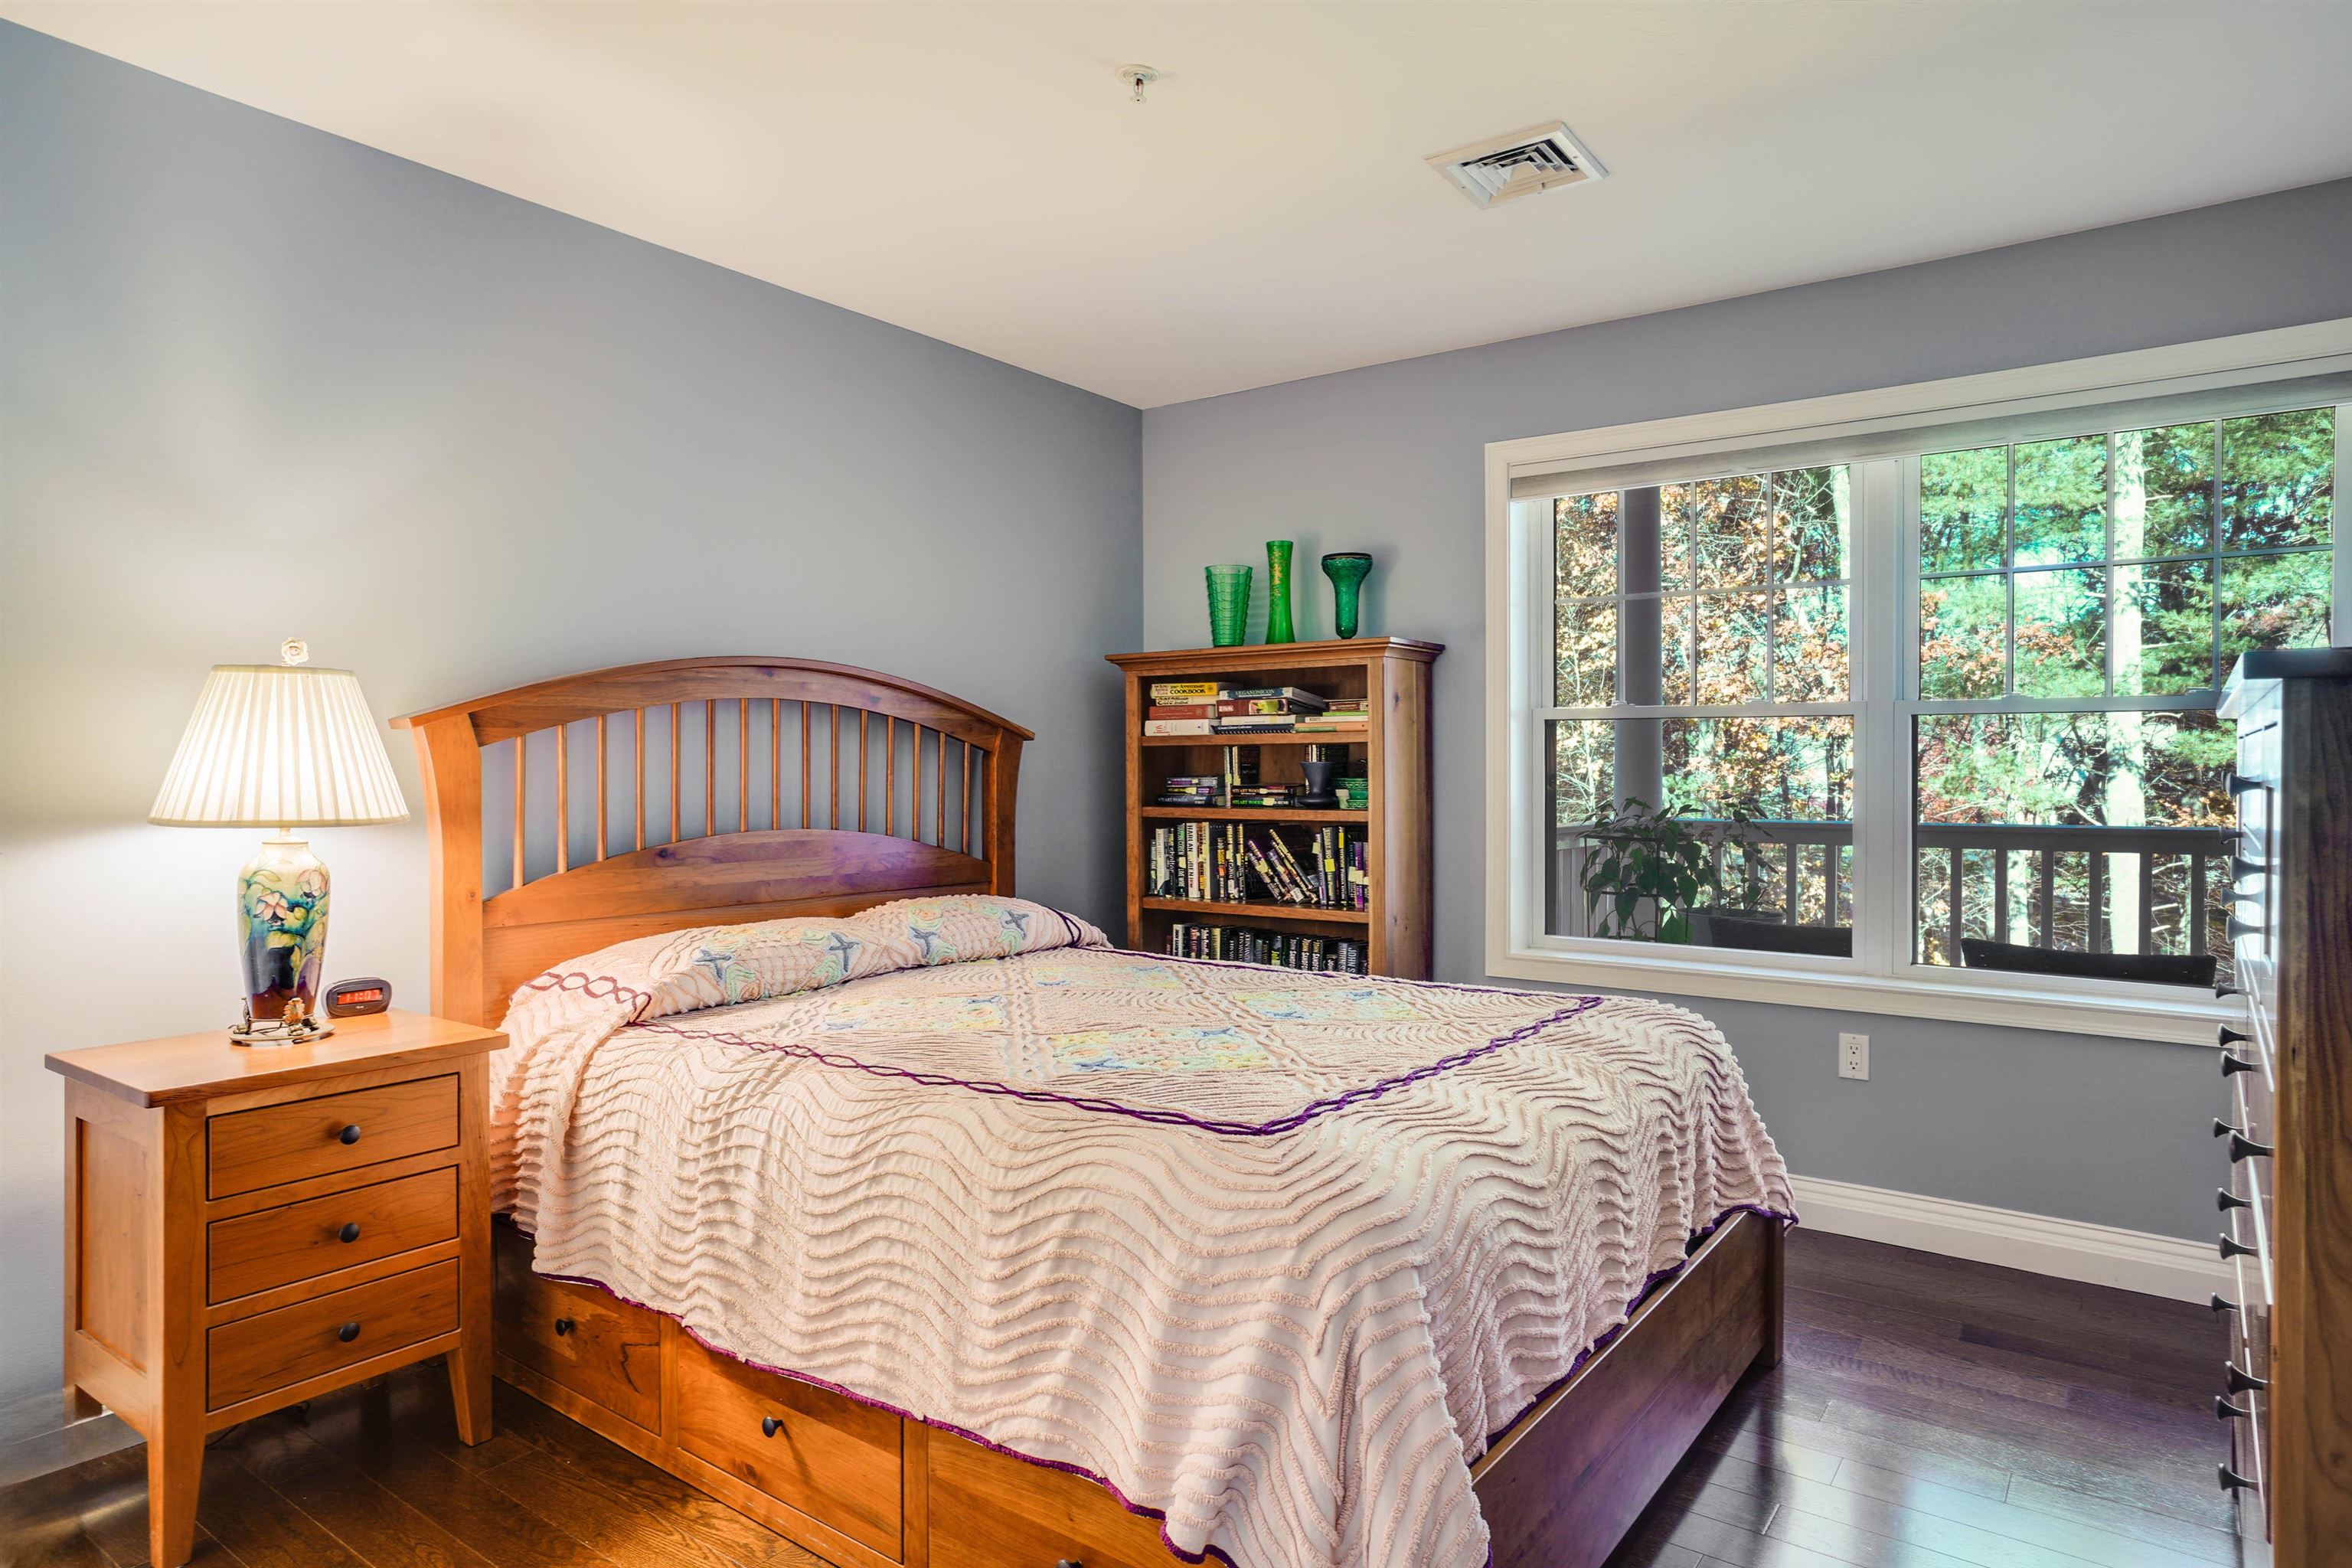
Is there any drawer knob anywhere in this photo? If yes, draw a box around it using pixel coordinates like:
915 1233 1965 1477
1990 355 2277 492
2212 1118 2233 1138
2216 1395 2250 1420
338 1124 363 1145
2211 1293 2238 1315
554 1318 574 1337
2225 772 2259 795
338 1222 362 1243
2218 1234 2258 1261
2216 982 2241 998
2220 1053 2256 1077
761 1416 784 1439
338 1321 361 1344
2218 1188 2251 1212
2220 1025 2251 1047
1057 1560 1084 1568
2228 1132 2275 1164
2226 1361 2269 1395
2219 1462 2256 1493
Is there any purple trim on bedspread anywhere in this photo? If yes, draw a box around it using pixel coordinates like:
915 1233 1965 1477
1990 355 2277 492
514 1201 1797 1568
636 989 1606 1138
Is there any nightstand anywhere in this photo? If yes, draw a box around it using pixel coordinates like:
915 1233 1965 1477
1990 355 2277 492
47 1009 503 1568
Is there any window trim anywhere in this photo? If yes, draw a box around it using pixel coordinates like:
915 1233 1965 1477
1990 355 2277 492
1485 318 2352 1044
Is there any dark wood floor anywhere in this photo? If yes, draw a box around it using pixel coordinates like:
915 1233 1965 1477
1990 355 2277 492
2 1230 2246 1568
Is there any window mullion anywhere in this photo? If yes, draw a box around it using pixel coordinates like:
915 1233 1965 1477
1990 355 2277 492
1853 457 1909 978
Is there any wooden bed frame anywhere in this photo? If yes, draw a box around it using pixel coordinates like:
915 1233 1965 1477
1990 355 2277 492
395 655 1782 1568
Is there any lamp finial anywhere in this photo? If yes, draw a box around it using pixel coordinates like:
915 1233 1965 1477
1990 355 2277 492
279 638 309 667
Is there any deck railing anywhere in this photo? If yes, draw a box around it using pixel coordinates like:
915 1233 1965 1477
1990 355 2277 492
1548 819 2238 963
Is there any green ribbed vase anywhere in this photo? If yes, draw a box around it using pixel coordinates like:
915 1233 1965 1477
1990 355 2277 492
1265 541 1296 644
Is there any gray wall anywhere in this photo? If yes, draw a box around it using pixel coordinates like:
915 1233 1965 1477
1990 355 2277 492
1142 178 2352 1243
0 25 1140 1413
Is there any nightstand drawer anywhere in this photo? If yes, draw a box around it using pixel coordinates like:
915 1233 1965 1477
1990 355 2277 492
208 1258 459 1410
207 1074 459 1197
208 1166 458 1303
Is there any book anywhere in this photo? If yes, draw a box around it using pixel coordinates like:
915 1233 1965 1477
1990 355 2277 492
1143 718 1217 737
1149 680 1232 703
1148 702 1220 720
1217 697 1324 716
1214 717 1298 733
1223 687 1329 710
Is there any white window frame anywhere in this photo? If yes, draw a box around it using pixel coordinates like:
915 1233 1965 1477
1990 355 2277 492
1485 319 2352 1044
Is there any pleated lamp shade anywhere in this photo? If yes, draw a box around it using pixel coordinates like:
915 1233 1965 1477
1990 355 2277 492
150 664 410 828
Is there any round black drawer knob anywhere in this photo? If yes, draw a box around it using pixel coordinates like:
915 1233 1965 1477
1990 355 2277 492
2218 1234 2257 1260
338 1125 362 1145
2217 1188 2251 1212
2220 1025 2251 1047
2228 1132 2275 1164
2220 1053 2256 1077
2216 1395 2250 1420
338 1222 361 1243
2220 1463 2256 1493
2226 1362 2269 1395
554 1318 574 1337
337 1321 361 1344
1057 1560 1084 1568
2211 1293 2238 1315
761 1416 784 1439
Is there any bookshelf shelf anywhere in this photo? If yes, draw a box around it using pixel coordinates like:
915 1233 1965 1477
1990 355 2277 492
1138 805 1370 825
1108 636 1442 979
1141 897 1373 926
1140 733 1363 748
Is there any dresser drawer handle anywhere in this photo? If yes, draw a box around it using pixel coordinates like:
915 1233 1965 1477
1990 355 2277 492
761 1416 784 1439
338 1124 363 1145
2219 1463 2256 1493
2210 1293 2237 1315
338 1321 361 1344
338 1222 362 1243
2218 1234 2258 1260
2226 1362 2269 1395
2216 1395 2250 1420
2218 1188 2251 1212
2228 1132 2274 1163
553 1318 574 1337
2220 1053 2256 1077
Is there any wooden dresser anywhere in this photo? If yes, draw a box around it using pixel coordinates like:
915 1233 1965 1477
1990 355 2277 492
2216 647 2352 1565
47 1009 503 1568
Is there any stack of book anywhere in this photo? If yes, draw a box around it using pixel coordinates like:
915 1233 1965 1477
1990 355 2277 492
1296 697 1369 736
1336 774 1370 810
1143 678 1233 737
1156 775 1223 807
1212 686 1327 735
1165 924 1368 975
1227 782 1297 808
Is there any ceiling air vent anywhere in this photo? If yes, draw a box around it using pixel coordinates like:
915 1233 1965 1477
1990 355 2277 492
1426 121 1607 208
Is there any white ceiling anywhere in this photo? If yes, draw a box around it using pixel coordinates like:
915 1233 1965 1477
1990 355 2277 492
9 1 2352 407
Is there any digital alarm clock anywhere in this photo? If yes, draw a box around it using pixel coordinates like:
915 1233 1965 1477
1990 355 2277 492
322 977 392 1018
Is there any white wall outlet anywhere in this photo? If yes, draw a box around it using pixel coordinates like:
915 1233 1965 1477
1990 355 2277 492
1838 1032 1870 1080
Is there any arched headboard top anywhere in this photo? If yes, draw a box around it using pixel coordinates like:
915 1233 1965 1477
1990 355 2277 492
394 657 1028 1027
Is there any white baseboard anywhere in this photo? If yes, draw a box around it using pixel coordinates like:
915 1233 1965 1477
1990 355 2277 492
1787 1174 2230 1305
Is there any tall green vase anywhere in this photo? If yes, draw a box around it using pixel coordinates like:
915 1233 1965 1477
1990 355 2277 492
1321 551 1374 639
1265 541 1296 644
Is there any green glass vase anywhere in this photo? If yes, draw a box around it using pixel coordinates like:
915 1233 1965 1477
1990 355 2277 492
1321 551 1373 639
1265 541 1296 644
1204 564 1253 648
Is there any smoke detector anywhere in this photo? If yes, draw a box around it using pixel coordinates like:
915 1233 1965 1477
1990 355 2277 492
1426 121 1607 208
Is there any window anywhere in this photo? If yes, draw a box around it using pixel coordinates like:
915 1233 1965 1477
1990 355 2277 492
1487 325 2352 1040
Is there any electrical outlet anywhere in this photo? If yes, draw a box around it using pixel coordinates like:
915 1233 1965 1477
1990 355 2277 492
1838 1032 1870 1080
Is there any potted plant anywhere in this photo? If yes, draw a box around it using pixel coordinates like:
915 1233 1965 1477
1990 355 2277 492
1576 797 1756 943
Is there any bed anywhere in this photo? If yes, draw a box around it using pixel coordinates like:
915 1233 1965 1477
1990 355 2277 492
395 655 1794 1568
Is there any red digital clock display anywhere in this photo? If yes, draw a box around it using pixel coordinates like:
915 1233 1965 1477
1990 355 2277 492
323 977 393 1018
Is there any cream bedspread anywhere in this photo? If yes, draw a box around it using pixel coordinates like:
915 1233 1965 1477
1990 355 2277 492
494 896 1793 1568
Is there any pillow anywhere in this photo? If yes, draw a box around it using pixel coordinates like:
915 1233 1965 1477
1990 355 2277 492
841 895 1108 968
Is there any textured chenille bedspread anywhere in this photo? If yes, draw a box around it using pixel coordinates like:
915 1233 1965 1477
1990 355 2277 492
493 896 1793 1568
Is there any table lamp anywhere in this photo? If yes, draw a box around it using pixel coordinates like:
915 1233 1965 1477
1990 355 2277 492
149 639 409 1044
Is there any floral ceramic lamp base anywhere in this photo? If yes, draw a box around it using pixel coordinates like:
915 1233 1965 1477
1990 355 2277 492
233 833 333 1045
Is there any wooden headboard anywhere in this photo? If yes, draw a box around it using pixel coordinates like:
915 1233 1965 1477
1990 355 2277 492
394 657 1030 1027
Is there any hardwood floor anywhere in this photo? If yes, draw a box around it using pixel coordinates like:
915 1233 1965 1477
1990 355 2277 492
2 1230 2243 1568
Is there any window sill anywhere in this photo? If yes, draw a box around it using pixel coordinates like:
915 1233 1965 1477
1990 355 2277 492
1485 943 2233 1045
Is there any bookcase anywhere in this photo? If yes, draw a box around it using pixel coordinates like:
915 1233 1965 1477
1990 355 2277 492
1106 637 1442 979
